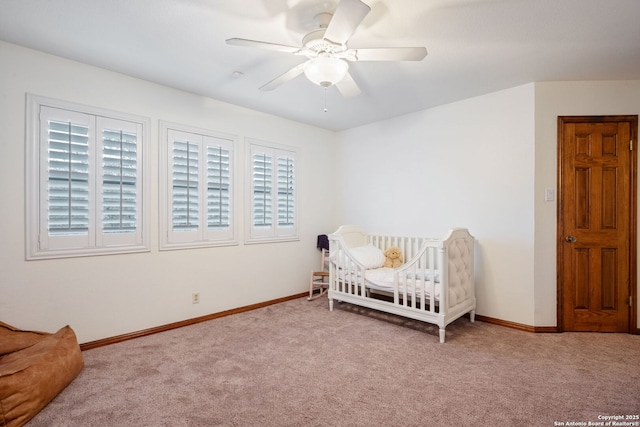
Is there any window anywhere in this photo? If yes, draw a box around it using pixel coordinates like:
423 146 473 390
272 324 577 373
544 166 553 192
159 122 237 249
26 95 150 259
246 139 298 243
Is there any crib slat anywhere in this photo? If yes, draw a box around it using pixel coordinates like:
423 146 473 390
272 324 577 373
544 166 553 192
428 245 435 314
419 249 426 311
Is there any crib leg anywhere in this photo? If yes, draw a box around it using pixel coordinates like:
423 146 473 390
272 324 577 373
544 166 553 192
329 298 334 311
439 328 446 343
470 310 476 323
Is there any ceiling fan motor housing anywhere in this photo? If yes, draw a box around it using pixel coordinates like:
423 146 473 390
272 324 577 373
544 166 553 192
302 13 346 56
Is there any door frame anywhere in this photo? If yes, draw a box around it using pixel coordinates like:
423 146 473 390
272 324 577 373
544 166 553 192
556 115 638 334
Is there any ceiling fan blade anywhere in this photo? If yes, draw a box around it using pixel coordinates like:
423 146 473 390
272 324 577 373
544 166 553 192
323 0 371 46
259 62 307 91
350 47 428 61
226 38 300 54
335 72 361 98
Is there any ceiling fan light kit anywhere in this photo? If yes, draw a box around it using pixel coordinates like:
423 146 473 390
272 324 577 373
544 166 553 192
304 55 349 88
226 0 427 97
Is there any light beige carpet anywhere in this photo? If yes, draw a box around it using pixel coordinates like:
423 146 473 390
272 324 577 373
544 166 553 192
29 297 640 426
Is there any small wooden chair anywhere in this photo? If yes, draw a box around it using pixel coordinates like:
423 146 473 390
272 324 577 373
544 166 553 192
308 248 329 300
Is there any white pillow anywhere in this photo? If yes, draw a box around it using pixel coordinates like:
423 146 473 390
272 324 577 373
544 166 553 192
348 245 386 269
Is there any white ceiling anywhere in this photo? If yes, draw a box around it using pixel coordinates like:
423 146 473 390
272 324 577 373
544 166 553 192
1 0 639 131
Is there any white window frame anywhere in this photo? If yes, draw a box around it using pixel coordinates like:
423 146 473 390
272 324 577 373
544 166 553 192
159 121 238 250
245 138 299 244
25 94 150 260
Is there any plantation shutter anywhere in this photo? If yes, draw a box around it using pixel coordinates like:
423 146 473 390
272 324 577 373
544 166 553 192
172 139 200 232
277 154 295 226
252 151 273 229
33 102 147 257
207 145 231 229
47 118 90 236
97 116 143 247
162 126 235 248
102 128 137 233
247 141 297 243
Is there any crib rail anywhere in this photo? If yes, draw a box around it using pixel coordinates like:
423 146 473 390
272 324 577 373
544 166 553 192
329 234 443 312
369 233 444 310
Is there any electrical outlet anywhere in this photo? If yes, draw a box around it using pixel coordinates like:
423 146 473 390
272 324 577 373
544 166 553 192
192 292 200 304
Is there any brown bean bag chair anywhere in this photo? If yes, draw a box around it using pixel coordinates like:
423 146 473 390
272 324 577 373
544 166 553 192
0 321 84 427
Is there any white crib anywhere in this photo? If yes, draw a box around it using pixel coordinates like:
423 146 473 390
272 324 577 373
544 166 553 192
328 225 476 343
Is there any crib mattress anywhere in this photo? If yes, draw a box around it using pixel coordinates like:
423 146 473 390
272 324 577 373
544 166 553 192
363 267 442 300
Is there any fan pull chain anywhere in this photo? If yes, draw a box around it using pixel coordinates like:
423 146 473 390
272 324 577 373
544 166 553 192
323 87 328 113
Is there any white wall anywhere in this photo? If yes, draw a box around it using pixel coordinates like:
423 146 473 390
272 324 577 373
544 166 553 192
335 80 640 329
3 40 637 341
0 41 338 343
335 84 537 325
534 80 640 328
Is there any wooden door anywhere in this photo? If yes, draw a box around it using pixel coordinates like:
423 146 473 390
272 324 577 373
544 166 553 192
558 115 637 332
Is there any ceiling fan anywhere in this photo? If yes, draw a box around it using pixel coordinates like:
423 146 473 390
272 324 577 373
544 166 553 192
226 0 427 98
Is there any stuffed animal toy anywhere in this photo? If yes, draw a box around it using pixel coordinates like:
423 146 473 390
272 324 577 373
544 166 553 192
383 246 403 268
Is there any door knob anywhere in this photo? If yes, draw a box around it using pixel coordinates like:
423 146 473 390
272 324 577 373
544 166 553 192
565 235 577 243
